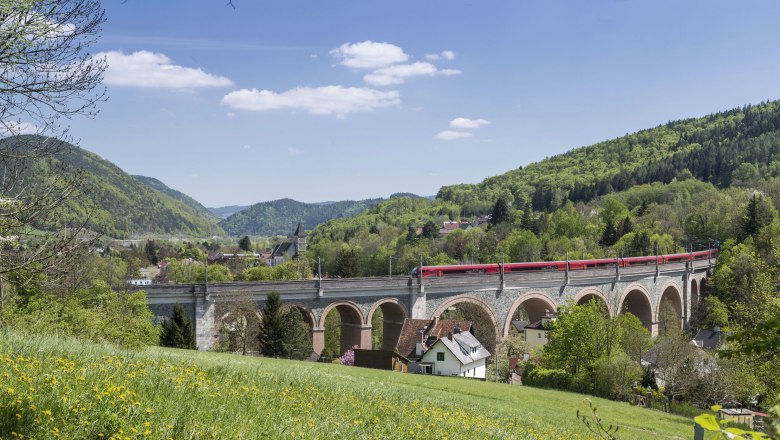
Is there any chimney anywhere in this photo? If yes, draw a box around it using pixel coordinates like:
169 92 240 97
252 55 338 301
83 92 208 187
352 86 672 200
415 342 423 357
448 331 453 341
453 327 461 334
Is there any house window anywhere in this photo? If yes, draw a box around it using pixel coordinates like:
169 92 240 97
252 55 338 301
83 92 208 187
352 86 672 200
538 332 542 338
436 352 445 361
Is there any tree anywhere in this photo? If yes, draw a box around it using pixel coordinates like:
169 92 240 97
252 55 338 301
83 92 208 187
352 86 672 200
543 300 613 376
257 291 312 359
741 194 777 241
334 247 359 278
281 307 313 360
144 240 159 266
0 0 107 322
616 313 652 366
217 292 260 355
420 220 439 239
238 236 251 251
160 304 197 349
490 198 511 226
257 291 286 357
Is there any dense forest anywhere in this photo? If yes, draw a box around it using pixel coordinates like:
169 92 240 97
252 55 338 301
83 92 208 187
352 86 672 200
439 101 780 213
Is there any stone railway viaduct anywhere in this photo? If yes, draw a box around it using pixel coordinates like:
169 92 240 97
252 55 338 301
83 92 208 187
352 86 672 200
140 259 713 354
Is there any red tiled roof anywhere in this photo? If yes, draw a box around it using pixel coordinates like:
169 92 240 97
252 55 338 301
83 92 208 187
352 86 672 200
395 318 472 360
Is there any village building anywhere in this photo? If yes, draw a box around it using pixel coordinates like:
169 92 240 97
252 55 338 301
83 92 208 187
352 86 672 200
510 310 557 352
394 317 490 378
269 222 306 266
418 330 491 378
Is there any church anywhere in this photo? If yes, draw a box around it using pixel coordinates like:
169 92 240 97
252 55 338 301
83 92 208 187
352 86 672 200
268 222 306 266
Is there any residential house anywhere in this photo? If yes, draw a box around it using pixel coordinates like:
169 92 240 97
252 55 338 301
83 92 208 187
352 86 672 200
395 317 472 362
353 349 410 372
691 328 724 350
269 222 307 266
510 310 557 352
418 330 491 378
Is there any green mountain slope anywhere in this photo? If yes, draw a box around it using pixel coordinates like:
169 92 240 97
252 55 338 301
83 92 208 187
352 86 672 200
219 197 387 236
2 136 224 238
439 100 780 213
132 175 216 219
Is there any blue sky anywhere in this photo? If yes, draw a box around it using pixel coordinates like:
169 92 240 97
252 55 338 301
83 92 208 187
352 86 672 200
65 0 780 207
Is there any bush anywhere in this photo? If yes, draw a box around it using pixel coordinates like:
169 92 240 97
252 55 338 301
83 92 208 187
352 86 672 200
524 367 572 389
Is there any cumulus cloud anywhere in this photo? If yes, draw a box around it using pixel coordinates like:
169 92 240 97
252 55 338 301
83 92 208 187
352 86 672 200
364 62 461 86
99 50 233 88
425 50 455 61
449 117 491 129
221 85 400 117
330 41 408 69
435 130 473 141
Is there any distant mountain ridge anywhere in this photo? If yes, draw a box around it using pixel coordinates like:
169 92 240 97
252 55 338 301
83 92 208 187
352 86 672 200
219 194 425 236
2 136 223 238
208 205 251 219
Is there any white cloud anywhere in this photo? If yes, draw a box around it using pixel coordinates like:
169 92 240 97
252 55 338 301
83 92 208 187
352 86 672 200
364 62 461 86
221 85 400 117
425 50 455 61
226 112 237 118
99 50 234 88
435 130 473 141
0 122 37 137
309 53 318 59
330 41 409 69
242 144 251 150
288 147 302 156
449 117 491 129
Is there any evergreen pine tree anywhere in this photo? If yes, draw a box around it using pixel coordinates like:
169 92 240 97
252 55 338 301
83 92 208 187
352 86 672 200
258 291 286 357
618 216 633 237
145 240 159 266
160 304 196 349
421 220 439 239
490 198 511 225
282 308 314 359
521 204 532 230
238 236 252 251
334 248 359 278
599 219 618 247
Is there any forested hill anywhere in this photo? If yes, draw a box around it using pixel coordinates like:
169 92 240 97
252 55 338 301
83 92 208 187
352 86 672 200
438 100 780 213
220 197 389 236
2 136 224 238
132 175 216 220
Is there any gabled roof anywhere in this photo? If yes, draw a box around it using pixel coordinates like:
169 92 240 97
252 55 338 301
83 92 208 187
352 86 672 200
294 222 306 237
271 242 293 257
692 329 724 350
395 318 472 360
424 331 491 366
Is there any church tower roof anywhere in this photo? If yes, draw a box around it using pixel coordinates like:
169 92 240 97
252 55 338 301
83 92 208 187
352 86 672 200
294 222 306 237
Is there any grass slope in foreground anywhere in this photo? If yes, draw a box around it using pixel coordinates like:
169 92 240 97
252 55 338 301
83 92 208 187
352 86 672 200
0 333 693 439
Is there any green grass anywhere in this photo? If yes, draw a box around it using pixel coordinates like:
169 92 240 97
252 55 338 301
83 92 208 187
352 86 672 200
0 332 695 439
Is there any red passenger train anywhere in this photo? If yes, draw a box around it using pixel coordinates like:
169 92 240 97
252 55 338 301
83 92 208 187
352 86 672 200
410 249 718 278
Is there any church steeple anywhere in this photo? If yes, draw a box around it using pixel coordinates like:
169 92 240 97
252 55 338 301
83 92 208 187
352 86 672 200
294 222 306 255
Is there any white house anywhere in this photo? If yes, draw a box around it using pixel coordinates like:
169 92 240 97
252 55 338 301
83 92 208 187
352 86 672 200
418 330 490 378
127 279 151 286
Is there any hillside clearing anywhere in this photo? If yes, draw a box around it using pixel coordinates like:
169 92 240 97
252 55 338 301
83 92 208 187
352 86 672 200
0 332 694 439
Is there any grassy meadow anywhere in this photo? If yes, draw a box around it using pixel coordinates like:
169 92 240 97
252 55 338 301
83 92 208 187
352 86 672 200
0 332 696 439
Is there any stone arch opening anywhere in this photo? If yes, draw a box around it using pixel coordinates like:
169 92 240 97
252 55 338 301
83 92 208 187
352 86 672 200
216 302 262 355
367 299 408 350
319 302 366 358
658 283 684 335
503 292 557 338
574 288 612 317
433 296 499 357
690 279 699 310
619 287 653 332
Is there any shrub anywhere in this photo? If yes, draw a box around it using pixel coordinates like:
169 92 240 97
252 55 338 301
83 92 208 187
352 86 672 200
524 367 572 389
